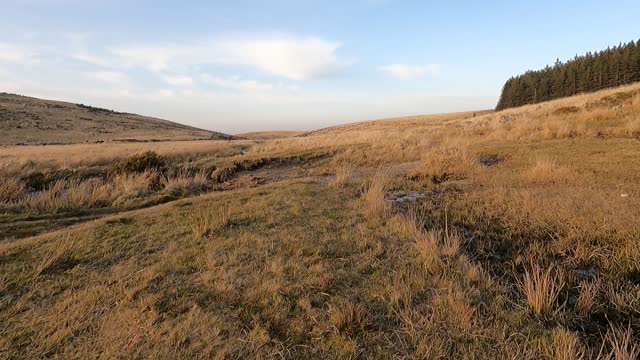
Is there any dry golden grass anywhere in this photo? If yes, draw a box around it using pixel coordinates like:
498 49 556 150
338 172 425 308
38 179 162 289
601 326 640 360
440 229 461 257
523 265 564 316
553 327 585 360
576 280 600 315
2 82 640 357
0 140 249 170
361 172 389 218
330 162 355 188
0 177 26 203
415 140 481 182
33 235 77 277
390 212 445 273
189 204 231 238
22 178 113 212
162 170 209 196
235 130 305 140
519 157 576 186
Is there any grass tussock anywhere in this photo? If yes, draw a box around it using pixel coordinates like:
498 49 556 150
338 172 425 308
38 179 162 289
576 280 600 314
519 158 576 186
523 265 564 316
189 204 231 238
0 177 26 203
361 172 389 219
111 171 158 205
440 229 462 257
33 235 77 277
415 141 480 183
390 210 463 273
330 162 355 188
162 170 209 196
553 327 585 360
601 326 640 360
24 178 113 213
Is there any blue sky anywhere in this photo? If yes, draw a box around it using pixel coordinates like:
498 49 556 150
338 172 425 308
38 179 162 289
1 0 639 133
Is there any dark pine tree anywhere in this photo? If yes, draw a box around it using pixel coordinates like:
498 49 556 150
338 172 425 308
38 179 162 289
496 38 640 110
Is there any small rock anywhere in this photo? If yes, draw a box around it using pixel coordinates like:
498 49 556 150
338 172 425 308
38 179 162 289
499 115 514 125
479 154 501 167
385 190 426 205
574 265 599 278
621 193 629 198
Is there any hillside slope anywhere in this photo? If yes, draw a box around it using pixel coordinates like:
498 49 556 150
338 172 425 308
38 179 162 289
0 93 230 145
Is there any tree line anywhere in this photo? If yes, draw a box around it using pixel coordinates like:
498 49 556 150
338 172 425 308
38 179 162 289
496 39 640 110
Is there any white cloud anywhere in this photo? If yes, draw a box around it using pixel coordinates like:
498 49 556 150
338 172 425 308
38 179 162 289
71 53 111 67
110 46 173 72
108 34 346 80
217 36 343 80
85 71 128 84
202 75 273 92
63 31 93 44
380 64 440 80
0 43 33 63
162 75 193 86
157 89 174 98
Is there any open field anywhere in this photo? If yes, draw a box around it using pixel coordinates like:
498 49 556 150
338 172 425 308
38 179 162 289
0 93 229 145
235 131 306 140
1 83 640 358
0 140 252 170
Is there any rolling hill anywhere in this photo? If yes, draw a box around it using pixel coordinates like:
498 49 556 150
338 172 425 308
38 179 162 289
0 93 230 145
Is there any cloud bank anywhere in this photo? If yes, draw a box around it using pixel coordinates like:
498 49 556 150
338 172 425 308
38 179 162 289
106 34 346 81
380 64 440 80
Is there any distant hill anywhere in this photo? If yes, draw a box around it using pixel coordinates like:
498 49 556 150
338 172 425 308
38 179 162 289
497 38 640 110
0 93 230 145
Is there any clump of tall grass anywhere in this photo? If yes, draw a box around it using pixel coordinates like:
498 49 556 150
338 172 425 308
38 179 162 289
162 170 209 196
553 327 584 360
522 265 564 316
576 280 600 314
3 166 216 214
327 300 370 332
330 162 355 188
600 325 639 360
24 179 112 213
520 158 576 186
189 205 231 238
108 151 167 176
0 177 26 203
415 141 479 183
361 173 389 219
34 235 77 277
440 229 461 258
111 171 158 206
389 210 463 273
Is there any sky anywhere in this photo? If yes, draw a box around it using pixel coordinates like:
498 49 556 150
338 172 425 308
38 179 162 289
1 0 639 134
